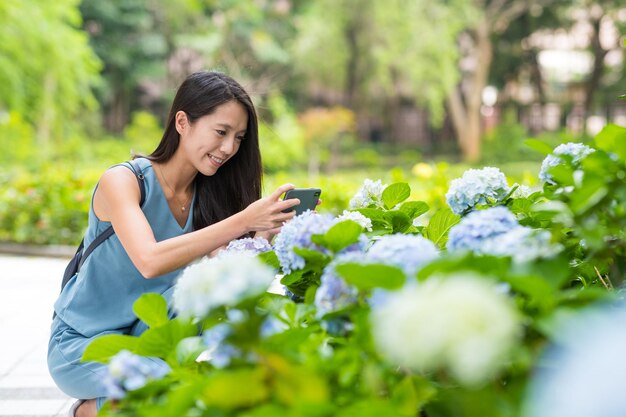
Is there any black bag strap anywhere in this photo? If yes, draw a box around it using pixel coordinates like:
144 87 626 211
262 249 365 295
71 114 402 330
76 159 146 271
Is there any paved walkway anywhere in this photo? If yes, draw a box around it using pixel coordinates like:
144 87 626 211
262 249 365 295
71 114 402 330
0 255 74 417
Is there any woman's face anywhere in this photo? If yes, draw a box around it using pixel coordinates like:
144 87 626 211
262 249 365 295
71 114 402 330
177 100 249 176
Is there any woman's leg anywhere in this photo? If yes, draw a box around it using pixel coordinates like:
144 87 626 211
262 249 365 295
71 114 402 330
47 318 110 410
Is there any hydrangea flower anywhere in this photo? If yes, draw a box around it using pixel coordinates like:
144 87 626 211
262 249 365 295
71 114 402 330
314 251 365 318
481 227 563 263
102 350 170 400
221 237 272 256
370 274 520 386
539 142 595 184
367 234 439 277
348 179 388 209
337 210 373 232
525 305 626 417
173 253 275 319
200 323 240 368
510 183 533 199
273 211 338 274
446 167 510 215
260 316 290 338
447 206 519 253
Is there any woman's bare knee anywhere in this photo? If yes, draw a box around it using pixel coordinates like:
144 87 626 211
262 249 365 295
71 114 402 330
75 399 97 417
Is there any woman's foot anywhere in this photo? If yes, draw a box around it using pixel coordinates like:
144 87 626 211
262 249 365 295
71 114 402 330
74 399 97 417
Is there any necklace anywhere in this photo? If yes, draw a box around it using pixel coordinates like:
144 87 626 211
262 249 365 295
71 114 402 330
157 164 191 212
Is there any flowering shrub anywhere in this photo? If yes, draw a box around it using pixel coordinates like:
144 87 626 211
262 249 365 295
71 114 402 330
82 124 626 417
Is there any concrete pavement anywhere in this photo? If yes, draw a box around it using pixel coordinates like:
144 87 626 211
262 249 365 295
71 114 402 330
0 255 74 417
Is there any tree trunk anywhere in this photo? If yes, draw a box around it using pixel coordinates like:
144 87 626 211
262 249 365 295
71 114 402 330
446 23 492 163
105 88 130 133
36 72 56 145
583 16 608 119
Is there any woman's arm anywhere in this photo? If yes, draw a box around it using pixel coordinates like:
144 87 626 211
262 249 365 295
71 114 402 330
94 166 297 278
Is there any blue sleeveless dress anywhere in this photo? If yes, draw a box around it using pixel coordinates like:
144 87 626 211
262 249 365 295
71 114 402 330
48 158 195 408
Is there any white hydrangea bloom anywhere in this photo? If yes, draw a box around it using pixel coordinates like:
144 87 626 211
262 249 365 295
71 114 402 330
370 274 520 386
337 210 373 232
539 142 595 184
510 183 533 199
348 179 388 209
173 253 275 319
446 167 510 215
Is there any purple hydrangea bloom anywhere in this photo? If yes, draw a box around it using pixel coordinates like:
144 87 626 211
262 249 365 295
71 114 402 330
367 234 439 277
273 211 338 274
222 237 272 256
102 350 170 400
447 206 519 253
539 142 595 184
446 167 510 215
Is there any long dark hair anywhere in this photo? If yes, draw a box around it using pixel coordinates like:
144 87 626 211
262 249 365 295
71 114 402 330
146 71 262 232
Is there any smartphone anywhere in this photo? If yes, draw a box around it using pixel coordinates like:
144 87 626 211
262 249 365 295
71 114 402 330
282 188 322 215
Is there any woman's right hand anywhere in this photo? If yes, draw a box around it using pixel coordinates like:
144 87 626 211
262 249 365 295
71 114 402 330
241 184 301 234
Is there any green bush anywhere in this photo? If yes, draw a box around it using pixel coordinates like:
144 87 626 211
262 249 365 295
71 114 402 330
0 165 99 244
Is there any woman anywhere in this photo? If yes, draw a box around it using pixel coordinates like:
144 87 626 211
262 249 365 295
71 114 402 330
48 71 300 416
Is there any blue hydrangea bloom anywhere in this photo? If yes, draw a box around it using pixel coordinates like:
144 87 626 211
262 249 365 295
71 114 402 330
447 206 519 253
314 251 365 318
260 316 290 338
222 237 272 255
446 167 510 215
202 324 240 369
367 234 439 277
525 305 626 417
539 142 595 184
273 211 338 274
481 226 562 263
102 350 170 400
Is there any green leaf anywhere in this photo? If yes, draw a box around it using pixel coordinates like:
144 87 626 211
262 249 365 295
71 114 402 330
280 269 305 286
336 263 405 290
133 293 169 328
258 250 280 269
293 247 331 269
569 179 608 215
175 336 206 365
524 139 555 155
337 399 404 417
316 220 363 253
398 201 429 219
392 376 436 415
383 210 412 233
82 334 139 363
593 123 626 161
417 253 510 281
203 368 269 409
382 182 411 209
355 208 386 222
503 275 556 311
423 208 461 248
136 319 198 358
